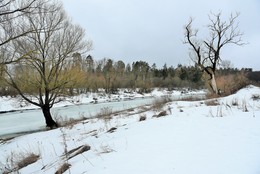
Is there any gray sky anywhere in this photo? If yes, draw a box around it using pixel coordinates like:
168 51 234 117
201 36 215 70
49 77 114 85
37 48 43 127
63 0 260 70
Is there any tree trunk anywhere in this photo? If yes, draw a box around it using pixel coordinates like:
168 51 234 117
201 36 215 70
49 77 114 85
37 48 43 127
210 73 218 94
41 105 58 128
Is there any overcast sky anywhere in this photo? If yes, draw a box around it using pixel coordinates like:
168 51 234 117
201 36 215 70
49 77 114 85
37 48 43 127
63 0 260 70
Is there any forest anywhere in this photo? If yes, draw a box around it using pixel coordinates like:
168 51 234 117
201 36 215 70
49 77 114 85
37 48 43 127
0 53 252 97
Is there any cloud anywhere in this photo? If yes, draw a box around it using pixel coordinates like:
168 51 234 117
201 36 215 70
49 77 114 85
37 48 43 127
63 0 260 70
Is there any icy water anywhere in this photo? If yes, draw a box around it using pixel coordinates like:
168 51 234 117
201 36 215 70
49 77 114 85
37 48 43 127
0 93 205 139
0 97 155 138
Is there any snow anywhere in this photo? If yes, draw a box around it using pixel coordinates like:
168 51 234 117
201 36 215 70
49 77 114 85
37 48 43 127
0 88 205 137
0 86 260 174
0 88 206 112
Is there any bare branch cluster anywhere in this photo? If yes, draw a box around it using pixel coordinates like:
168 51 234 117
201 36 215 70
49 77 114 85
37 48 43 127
184 12 244 72
0 0 51 64
184 12 245 93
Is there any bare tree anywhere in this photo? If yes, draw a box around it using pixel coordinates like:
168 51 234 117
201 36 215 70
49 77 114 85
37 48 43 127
220 59 233 69
0 0 49 64
184 12 245 94
4 1 92 128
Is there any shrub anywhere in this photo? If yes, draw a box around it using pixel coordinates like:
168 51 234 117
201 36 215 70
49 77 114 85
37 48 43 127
216 73 249 95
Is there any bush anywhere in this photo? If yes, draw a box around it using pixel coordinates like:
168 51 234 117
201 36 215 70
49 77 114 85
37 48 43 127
216 73 249 95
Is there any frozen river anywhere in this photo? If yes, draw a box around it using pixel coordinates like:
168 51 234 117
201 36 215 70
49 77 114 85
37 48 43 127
0 97 155 138
0 92 206 139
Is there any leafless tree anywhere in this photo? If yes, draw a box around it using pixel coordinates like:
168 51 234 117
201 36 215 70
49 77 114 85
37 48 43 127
184 12 245 94
220 59 233 69
0 0 49 65
4 1 92 128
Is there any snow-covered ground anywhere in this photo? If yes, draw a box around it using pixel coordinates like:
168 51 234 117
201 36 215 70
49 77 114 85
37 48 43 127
0 86 260 174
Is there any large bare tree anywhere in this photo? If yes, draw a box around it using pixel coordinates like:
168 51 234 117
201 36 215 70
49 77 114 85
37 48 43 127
184 12 245 94
4 1 92 128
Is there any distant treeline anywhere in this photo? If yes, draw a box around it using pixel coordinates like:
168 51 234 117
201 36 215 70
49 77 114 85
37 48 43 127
0 54 257 96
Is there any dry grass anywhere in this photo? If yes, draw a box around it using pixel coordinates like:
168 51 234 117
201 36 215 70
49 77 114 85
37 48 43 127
3 152 40 173
178 95 205 101
204 99 219 106
216 73 249 96
96 107 113 120
16 153 39 169
151 96 172 111
55 163 71 174
206 92 221 99
54 113 88 128
153 110 167 118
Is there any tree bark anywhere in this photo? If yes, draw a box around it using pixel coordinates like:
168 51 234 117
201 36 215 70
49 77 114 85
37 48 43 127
41 105 58 128
210 73 218 94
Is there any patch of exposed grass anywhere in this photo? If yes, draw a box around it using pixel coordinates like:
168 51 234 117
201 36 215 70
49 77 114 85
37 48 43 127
17 153 39 169
3 152 40 173
55 163 71 174
204 99 219 106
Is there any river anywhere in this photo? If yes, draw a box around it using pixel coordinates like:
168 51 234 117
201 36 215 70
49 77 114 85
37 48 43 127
0 97 155 138
0 92 205 139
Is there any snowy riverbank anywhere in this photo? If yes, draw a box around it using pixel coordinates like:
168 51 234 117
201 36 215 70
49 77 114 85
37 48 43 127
1 85 260 174
0 88 205 113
